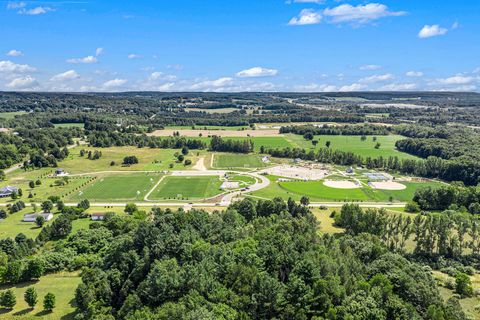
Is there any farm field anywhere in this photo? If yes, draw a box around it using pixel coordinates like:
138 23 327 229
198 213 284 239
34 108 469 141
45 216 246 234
149 175 223 200
149 129 280 138
285 134 417 159
213 153 266 168
0 272 81 320
69 173 160 201
165 125 249 130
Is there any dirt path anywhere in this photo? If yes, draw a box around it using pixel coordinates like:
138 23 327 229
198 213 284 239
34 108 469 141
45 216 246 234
192 156 207 171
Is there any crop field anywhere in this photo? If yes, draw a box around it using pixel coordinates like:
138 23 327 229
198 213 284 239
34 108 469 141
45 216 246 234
70 174 160 201
149 176 223 200
213 154 266 168
286 134 417 159
0 272 81 319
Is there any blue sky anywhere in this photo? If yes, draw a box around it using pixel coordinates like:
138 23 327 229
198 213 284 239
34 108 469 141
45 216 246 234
1 0 479 92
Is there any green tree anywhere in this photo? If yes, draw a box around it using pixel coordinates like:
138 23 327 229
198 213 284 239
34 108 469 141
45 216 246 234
35 216 45 227
24 287 38 308
41 200 53 213
325 141 331 148
29 181 35 189
181 146 189 155
125 203 138 215
300 196 310 207
1 289 16 309
43 292 56 311
455 273 473 297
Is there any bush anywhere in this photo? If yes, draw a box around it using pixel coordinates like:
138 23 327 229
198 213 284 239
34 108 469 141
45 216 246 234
405 201 420 213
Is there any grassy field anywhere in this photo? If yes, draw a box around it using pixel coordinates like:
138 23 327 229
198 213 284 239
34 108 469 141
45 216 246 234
149 176 223 200
0 208 58 239
286 134 417 160
249 175 444 202
227 137 294 152
52 123 84 128
69 173 160 201
0 111 28 120
213 154 266 168
0 272 81 319
165 125 248 130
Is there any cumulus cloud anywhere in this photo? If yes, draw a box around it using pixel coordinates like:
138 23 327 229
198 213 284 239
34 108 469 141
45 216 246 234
236 67 278 78
6 76 38 89
323 3 406 25
6 49 23 57
0 60 36 73
436 75 474 85
67 56 97 64
148 72 176 81
418 25 448 38
359 73 394 83
359 64 382 71
406 71 424 77
288 9 322 25
6 2 26 9
102 78 128 89
50 70 79 82
294 83 337 92
18 6 54 15
128 54 141 59
339 83 367 92
190 77 234 91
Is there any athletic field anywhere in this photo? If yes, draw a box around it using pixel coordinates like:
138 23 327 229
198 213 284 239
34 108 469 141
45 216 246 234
149 175 223 200
213 154 266 168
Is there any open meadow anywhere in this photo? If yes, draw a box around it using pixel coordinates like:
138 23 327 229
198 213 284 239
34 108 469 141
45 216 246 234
212 153 266 169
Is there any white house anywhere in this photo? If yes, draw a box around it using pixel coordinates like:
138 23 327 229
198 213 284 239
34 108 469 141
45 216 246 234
91 213 106 221
23 213 53 222
0 186 18 198
55 168 69 177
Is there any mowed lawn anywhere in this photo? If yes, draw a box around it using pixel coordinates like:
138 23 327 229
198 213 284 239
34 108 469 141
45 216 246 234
280 180 371 201
150 176 223 200
286 134 417 160
0 111 28 120
0 272 81 320
213 154 265 168
70 174 160 201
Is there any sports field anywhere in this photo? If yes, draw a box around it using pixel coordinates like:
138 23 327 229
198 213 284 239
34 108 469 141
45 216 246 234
286 134 417 159
213 154 266 168
0 272 81 319
149 175 223 200
280 180 370 201
70 174 159 201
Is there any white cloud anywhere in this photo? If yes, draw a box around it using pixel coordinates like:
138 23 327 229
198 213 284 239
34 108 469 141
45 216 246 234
95 48 104 56
379 83 417 91
289 0 324 3
236 67 278 78
67 56 97 64
50 70 79 82
6 76 38 89
359 73 394 83
148 72 176 81
190 77 234 90
452 22 459 30
6 50 23 57
294 83 337 92
436 75 474 85
406 71 424 77
167 64 183 71
359 64 382 71
418 25 448 38
0 60 36 73
103 78 128 89
434 85 477 92
323 3 406 25
128 54 141 59
339 83 367 92
288 9 322 25
18 6 54 15
6 2 26 10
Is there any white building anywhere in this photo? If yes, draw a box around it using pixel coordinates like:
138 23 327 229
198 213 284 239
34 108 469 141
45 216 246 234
91 213 106 221
23 213 53 222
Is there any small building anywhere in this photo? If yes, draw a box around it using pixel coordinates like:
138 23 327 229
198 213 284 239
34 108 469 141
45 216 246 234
55 168 69 177
23 213 53 222
91 213 107 221
0 186 18 198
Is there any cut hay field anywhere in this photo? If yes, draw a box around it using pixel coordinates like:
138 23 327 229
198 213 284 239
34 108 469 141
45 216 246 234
52 123 84 128
0 111 28 120
165 125 249 130
149 129 280 138
69 173 160 201
149 175 223 200
0 272 81 320
286 134 417 160
213 154 266 168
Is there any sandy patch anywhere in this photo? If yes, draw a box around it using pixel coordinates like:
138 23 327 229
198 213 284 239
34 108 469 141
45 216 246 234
370 181 406 190
192 156 207 171
147 129 280 137
324 180 360 189
260 165 329 181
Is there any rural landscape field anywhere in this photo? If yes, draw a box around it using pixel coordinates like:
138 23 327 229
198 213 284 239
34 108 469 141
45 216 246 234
1 1 480 319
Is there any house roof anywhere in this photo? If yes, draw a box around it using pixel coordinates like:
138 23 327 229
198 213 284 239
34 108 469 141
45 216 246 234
0 186 18 193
